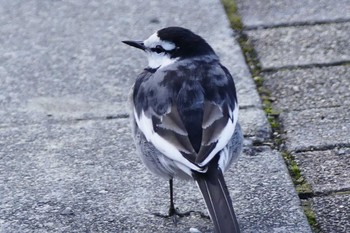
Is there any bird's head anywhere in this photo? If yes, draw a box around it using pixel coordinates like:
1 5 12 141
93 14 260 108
122 27 216 70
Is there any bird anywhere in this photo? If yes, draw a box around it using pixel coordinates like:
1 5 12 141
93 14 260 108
123 26 243 233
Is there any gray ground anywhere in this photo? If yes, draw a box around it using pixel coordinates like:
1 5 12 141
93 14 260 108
236 0 350 232
0 0 319 232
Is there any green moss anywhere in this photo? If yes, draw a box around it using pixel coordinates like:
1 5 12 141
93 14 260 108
282 152 314 196
253 76 263 86
221 0 243 31
334 190 350 195
297 183 313 194
221 0 262 77
302 201 322 233
239 36 261 76
261 96 281 133
221 1 320 230
290 161 301 179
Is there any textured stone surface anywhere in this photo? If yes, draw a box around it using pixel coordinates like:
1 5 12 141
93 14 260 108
239 107 271 141
227 148 311 233
0 119 212 232
0 0 312 232
235 1 350 233
281 107 350 151
0 120 310 232
246 22 350 69
312 195 350 233
294 149 350 193
236 0 350 28
0 0 259 128
262 66 350 111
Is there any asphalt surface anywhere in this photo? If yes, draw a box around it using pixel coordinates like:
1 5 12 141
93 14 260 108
0 0 314 232
236 0 350 232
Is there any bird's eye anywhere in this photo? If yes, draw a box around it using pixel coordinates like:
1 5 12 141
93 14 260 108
152 45 165 54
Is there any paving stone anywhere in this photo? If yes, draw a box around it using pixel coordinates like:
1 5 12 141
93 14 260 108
239 107 271 141
280 107 350 151
236 80 262 108
294 149 350 194
246 22 350 70
236 0 350 28
262 65 350 111
312 195 350 233
0 119 212 233
0 0 259 128
228 147 311 233
0 0 312 232
0 119 310 233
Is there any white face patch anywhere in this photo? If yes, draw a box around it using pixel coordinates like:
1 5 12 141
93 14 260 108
145 52 176 69
143 32 178 69
144 32 176 50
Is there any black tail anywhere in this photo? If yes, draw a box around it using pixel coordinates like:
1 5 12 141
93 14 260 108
193 167 240 233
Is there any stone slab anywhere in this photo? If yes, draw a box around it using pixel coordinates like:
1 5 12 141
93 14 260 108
227 147 311 233
0 0 260 128
294 149 350 194
281 107 350 151
236 0 350 28
0 119 311 233
246 22 350 70
262 66 350 111
312 195 350 233
239 107 271 141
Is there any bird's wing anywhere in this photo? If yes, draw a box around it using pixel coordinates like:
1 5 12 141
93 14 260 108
196 64 239 167
133 64 238 172
133 69 204 173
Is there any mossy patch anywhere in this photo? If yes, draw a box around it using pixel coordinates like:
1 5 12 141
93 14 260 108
302 200 322 233
282 152 313 196
221 0 321 229
221 0 243 31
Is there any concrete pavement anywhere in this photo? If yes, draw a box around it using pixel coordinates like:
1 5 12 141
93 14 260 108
1 0 311 232
235 0 350 232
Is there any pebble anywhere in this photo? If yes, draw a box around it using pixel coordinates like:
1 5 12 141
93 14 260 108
60 207 74 216
189 227 202 233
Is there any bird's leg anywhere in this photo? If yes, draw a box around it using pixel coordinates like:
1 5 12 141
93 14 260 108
168 178 176 216
168 179 193 224
167 179 210 223
153 179 194 225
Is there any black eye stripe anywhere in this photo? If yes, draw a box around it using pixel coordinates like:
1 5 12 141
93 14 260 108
151 45 166 53
150 45 178 54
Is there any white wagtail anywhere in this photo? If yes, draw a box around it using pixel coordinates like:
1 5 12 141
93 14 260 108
123 27 242 233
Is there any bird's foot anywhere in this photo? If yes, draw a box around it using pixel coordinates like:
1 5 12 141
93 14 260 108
196 212 210 220
153 208 210 226
153 207 193 226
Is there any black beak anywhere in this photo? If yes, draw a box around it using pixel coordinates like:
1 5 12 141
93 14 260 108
122 40 146 50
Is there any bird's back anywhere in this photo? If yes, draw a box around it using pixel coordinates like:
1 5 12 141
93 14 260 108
132 55 239 176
